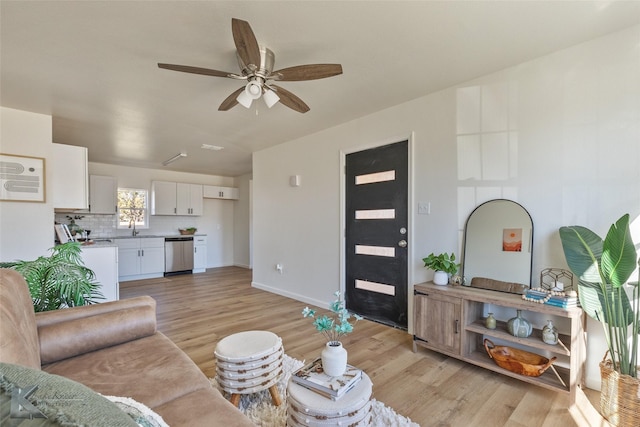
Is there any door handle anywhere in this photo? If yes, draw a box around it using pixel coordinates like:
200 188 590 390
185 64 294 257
398 240 407 248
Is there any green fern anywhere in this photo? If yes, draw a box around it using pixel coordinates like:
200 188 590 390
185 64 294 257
0 242 103 312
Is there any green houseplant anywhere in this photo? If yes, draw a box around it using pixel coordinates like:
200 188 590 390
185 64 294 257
0 242 103 312
422 252 459 285
559 214 639 425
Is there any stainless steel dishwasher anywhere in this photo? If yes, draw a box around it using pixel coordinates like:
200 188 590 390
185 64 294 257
164 236 194 275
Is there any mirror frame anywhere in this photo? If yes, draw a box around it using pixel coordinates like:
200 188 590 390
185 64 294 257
461 199 534 287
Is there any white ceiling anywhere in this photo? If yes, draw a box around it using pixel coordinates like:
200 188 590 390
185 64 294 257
2 1 639 177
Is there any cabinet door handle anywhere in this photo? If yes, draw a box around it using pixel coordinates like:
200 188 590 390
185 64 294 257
141 249 144 257
137 250 140 257
194 247 197 253
174 207 177 214
455 319 459 334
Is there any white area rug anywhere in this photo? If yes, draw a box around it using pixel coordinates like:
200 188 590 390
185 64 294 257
211 355 419 427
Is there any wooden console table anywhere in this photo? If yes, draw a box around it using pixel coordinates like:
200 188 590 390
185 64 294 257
413 282 586 405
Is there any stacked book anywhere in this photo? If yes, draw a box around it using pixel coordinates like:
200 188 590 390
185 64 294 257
291 358 362 401
523 289 580 308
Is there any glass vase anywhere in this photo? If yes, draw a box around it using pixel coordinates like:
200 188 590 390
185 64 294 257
542 319 559 345
507 310 532 338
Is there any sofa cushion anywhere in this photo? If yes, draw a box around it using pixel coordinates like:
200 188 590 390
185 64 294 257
153 387 255 427
38 304 157 364
42 332 215 409
0 362 138 426
0 269 41 369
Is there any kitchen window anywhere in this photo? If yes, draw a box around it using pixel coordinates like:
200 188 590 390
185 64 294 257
117 188 149 230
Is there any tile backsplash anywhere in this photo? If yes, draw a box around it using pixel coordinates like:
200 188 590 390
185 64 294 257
55 213 117 238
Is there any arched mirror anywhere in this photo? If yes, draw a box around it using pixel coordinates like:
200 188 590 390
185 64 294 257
462 199 533 287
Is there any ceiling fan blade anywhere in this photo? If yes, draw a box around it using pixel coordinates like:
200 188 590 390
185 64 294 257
271 85 310 113
231 18 261 70
218 87 244 111
158 63 233 78
272 64 343 81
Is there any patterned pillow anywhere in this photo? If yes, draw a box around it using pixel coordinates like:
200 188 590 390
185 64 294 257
0 362 138 427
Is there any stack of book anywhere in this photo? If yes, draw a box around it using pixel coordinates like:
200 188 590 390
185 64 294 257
523 289 580 308
291 358 362 401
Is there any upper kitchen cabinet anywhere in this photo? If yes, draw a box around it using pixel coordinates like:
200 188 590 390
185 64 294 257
151 181 202 216
203 185 239 200
176 183 203 215
51 144 88 210
88 175 117 214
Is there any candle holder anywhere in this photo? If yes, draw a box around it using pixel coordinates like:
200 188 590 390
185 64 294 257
540 268 573 292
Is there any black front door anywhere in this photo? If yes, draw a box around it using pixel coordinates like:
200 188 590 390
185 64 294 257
345 140 408 329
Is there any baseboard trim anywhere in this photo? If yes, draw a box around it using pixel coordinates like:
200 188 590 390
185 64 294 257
251 281 328 309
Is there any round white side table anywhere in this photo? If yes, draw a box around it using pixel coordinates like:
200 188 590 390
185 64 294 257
286 371 372 426
214 330 284 407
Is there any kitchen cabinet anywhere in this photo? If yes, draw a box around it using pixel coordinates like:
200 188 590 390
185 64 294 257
51 143 88 210
151 181 203 215
193 235 207 273
89 175 117 214
115 237 165 281
81 245 118 302
176 183 203 215
203 185 239 200
413 282 586 406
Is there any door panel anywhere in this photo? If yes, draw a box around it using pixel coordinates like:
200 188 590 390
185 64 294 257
345 140 408 329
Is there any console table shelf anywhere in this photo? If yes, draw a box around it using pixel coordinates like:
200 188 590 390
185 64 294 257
413 282 585 405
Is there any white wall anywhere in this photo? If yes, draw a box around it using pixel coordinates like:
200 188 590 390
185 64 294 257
233 173 252 268
252 26 640 390
0 107 54 261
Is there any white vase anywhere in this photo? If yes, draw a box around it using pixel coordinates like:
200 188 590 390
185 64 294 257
321 341 348 377
433 270 448 285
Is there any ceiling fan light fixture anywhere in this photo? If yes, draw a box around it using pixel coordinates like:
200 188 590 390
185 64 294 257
236 90 253 108
245 80 263 100
263 88 280 108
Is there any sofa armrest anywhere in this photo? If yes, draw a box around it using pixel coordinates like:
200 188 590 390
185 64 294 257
36 296 157 364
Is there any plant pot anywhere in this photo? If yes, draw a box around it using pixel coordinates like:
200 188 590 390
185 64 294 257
433 271 448 286
600 353 640 426
321 341 348 377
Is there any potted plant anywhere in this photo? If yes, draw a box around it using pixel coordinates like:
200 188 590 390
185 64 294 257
559 213 639 425
302 291 362 376
422 252 459 285
0 242 103 312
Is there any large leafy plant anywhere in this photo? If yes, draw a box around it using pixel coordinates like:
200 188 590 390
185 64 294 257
302 292 362 343
559 214 639 377
0 242 103 312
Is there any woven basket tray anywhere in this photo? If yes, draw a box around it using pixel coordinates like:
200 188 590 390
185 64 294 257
600 353 640 426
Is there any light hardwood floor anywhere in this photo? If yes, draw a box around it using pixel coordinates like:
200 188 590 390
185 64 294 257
120 267 601 427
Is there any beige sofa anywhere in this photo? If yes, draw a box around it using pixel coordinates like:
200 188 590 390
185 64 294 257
0 268 253 427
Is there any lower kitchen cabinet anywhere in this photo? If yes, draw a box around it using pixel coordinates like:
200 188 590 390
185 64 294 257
115 238 164 282
193 235 207 273
81 245 118 302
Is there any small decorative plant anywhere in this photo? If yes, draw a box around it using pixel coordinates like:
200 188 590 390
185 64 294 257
302 291 363 343
422 252 459 275
0 242 103 312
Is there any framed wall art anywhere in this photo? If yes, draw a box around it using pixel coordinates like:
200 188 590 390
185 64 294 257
0 153 46 202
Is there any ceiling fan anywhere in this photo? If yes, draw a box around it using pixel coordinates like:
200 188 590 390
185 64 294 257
158 18 343 113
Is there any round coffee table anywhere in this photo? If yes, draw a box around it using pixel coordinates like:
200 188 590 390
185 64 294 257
286 371 372 426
